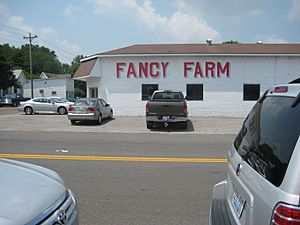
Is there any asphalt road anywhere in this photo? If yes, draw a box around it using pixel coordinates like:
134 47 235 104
0 107 240 225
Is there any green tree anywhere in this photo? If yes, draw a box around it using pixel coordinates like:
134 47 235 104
223 40 239 44
0 53 20 90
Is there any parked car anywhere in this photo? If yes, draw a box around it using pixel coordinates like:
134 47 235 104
18 97 70 115
68 98 113 125
0 93 30 107
0 158 78 225
50 97 75 105
209 83 300 225
145 90 188 129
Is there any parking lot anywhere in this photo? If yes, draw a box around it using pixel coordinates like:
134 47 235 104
0 107 243 134
0 106 244 225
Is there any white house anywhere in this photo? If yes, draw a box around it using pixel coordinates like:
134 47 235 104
23 72 74 99
73 43 300 117
0 69 28 96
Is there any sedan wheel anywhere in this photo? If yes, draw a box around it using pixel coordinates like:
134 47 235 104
58 107 67 115
24 106 33 115
98 115 102 124
109 110 113 119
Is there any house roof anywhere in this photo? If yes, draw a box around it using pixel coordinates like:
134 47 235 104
94 43 300 56
73 59 96 78
76 43 300 77
41 72 72 79
13 69 24 79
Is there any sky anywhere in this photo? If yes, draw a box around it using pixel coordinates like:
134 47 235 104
0 0 300 64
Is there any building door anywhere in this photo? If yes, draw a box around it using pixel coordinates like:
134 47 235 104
89 87 98 98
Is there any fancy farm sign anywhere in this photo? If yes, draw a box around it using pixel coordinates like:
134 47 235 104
115 61 230 79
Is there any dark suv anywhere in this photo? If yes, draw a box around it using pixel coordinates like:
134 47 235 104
210 83 300 225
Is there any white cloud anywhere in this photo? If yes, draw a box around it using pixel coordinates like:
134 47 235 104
173 0 267 19
288 0 300 21
64 4 79 16
0 3 83 63
91 0 220 42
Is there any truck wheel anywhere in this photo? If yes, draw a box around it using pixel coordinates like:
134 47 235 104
181 121 188 129
58 107 67 115
146 121 153 129
24 106 33 115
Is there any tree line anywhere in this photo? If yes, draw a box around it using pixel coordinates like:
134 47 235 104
0 43 86 97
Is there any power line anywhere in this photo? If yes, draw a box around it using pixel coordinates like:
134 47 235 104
0 22 81 60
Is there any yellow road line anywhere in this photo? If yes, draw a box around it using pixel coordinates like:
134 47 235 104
0 154 227 163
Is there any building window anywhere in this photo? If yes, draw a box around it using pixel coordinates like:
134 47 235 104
89 87 98 98
243 84 260 101
186 84 203 101
51 91 57 96
39 89 44 94
142 84 158 100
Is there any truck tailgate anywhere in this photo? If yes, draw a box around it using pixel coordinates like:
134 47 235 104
148 101 185 116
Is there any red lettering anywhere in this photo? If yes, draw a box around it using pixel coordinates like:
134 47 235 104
139 62 148 78
205 62 215 78
161 62 169 78
127 63 137 78
217 62 230 77
150 62 160 78
116 62 126 78
184 62 194 77
194 62 203 77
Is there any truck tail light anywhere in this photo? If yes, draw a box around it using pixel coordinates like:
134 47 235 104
68 106 74 111
183 102 187 113
272 203 300 225
145 102 149 113
87 106 95 112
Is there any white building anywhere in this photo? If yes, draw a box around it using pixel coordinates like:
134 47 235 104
73 43 300 117
0 69 28 96
23 72 74 99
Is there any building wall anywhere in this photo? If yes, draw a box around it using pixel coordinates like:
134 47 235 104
23 79 74 98
88 55 300 117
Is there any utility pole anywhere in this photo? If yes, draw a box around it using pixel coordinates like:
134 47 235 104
23 33 37 98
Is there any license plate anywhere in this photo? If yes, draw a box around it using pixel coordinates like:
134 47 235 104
231 190 246 218
162 116 169 121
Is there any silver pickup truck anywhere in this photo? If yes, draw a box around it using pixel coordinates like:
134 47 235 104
145 90 188 129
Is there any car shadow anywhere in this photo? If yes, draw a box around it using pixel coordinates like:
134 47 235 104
73 118 115 126
149 119 194 132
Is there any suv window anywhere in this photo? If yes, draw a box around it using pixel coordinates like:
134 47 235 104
234 95 300 187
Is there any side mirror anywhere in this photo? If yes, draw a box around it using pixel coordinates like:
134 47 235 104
106 103 110 107
185 96 192 100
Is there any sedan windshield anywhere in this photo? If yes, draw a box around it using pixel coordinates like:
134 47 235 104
74 99 96 106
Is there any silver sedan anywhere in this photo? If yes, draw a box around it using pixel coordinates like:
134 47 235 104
0 158 78 225
68 98 113 125
18 97 70 115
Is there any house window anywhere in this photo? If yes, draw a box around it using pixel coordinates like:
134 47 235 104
142 84 158 100
243 84 260 101
89 87 98 98
186 84 203 101
39 89 44 94
51 91 57 96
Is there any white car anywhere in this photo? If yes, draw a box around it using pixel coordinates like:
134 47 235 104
49 97 75 106
0 158 79 225
18 97 70 115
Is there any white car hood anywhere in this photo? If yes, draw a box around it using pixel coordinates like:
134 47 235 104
0 159 66 225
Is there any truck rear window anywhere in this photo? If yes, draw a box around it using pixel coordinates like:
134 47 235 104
234 95 300 186
152 92 184 101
